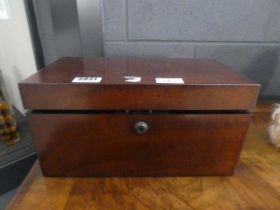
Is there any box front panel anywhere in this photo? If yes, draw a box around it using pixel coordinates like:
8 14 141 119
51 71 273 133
28 113 251 177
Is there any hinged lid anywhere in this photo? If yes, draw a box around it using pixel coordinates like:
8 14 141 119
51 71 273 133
19 58 260 111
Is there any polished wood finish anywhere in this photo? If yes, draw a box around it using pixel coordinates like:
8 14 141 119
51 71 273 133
7 109 280 210
19 58 260 177
28 113 251 176
19 57 260 110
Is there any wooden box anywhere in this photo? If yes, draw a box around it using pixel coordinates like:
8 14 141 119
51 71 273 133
19 58 260 177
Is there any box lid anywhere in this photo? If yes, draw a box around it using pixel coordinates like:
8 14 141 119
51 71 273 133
19 57 260 111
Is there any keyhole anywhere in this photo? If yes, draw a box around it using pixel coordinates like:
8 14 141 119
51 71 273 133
135 121 148 134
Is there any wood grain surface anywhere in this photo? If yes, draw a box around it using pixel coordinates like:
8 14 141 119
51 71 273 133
7 109 280 210
19 58 260 110
27 113 250 176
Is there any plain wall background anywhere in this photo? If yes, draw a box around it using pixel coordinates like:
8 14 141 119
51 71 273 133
103 0 280 98
0 0 37 113
34 0 82 65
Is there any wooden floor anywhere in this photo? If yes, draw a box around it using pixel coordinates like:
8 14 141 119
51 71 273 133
6 110 280 210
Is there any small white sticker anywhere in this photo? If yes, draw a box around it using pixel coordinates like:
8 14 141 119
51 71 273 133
156 78 184 84
124 76 141 83
72 77 102 83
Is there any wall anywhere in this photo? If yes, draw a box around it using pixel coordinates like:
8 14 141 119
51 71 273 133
34 0 82 65
0 0 37 113
103 0 280 98
33 0 103 65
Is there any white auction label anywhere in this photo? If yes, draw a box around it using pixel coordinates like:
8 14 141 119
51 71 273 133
124 76 141 82
155 78 184 84
72 77 102 83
